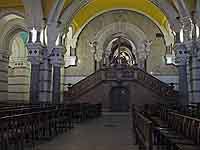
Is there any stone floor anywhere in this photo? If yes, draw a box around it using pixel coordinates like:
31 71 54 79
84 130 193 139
35 113 138 150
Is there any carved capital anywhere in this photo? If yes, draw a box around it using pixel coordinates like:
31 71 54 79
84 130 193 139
174 43 188 65
181 17 194 41
196 40 200 49
194 40 200 59
171 21 183 33
184 40 193 51
27 42 43 65
50 46 65 67
181 17 193 31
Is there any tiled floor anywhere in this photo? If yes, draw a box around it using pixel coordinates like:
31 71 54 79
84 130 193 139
36 113 138 150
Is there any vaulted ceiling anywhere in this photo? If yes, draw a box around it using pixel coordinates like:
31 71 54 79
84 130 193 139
0 0 198 33
70 0 169 32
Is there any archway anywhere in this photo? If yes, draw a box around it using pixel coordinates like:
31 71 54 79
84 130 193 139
110 86 129 112
108 37 137 67
8 31 30 103
0 13 30 103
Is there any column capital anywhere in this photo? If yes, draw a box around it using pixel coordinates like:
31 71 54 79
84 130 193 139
50 46 65 67
195 40 200 60
184 40 200 59
181 17 193 31
171 21 183 33
174 43 188 65
196 39 200 49
181 17 194 41
27 42 43 65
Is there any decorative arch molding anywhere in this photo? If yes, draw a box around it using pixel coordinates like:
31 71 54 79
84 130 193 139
89 22 149 62
151 0 179 26
106 36 137 66
60 0 91 26
0 18 26 55
65 8 174 47
59 0 178 35
0 9 24 19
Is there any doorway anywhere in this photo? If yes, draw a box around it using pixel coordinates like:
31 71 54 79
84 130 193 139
110 87 129 112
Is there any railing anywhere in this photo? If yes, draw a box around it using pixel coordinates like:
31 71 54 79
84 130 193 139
143 104 200 149
65 66 178 99
132 105 153 150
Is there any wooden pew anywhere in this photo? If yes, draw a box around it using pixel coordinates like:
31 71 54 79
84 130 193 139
0 102 102 150
132 105 153 150
146 104 200 150
0 104 56 118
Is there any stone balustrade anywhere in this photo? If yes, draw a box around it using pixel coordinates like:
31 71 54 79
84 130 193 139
65 66 178 99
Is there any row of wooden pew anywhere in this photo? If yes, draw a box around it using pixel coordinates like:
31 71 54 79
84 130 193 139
0 102 102 150
132 104 200 150
166 103 200 119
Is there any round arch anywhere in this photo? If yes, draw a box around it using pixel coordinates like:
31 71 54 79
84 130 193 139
89 22 148 62
0 9 24 20
0 18 26 54
59 0 175 46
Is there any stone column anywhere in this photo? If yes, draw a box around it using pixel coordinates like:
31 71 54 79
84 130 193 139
50 46 64 104
137 58 146 70
39 48 52 102
186 40 200 103
138 41 151 71
182 14 200 103
180 17 195 103
27 31 42 104
52 66 60 103
174 42 188 105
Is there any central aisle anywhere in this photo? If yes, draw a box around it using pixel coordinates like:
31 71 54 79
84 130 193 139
36 113 138 150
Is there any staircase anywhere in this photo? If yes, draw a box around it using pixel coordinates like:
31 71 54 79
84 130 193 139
64 66 178 102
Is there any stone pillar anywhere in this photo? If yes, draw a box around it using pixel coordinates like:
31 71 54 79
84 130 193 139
180 17 195 103
27 31 43 103
174 43 188 105
50 46 64 104
182 14 200 103
103 50 111 68
52 66 60 103
186 40 200 103
138 58 146 70
30 64 40 103
39 48 52 102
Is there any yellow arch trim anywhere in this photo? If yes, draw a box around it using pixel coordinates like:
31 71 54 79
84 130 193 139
72 0 169 33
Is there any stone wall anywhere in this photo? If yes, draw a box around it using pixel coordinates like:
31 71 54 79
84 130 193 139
0 51 8 101
64 10 177 85
8 66 30 102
